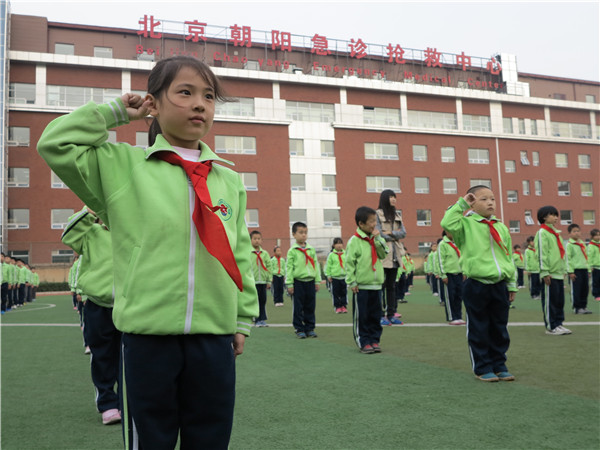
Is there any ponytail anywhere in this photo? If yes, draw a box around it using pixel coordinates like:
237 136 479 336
148 118 162 146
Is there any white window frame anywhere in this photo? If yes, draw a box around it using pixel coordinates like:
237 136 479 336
414 177 430 194
580 182 593 197
443 178 457 194
441 146 455 163
245 209 259 227
505 160 516 173
322 175 336 191
557 181 571 196
323 209 341 227
507 190 518 203
214 136 257 155
7 168 29 187
416 209 432 226
291 174 306 191
7 209 30 229
366 176 401 193
240 172 258 191
468 148 490 164
412 145 428 162
51 209 75 230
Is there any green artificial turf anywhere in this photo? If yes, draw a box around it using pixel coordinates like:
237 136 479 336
1 282 598 449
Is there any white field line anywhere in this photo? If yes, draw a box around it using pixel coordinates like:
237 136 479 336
1 303 57 313
2 322 598 328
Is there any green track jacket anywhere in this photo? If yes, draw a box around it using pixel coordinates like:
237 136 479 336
38 99 258 336
285 242 321 286
438 236 462 277
325 250 346 280
270 256 286 278
534 225 566 279
524 246 540 273
345 228 388 290
251 248 272 284
61 208 114 308
566 239 589 272
588 241 600 269
441 197 517 291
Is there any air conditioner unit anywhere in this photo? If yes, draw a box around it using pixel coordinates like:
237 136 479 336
417 220 431 226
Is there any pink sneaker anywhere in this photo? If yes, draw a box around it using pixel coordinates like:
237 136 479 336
335 307 343 314
393 313 402 318
102 409 121 425
342 306 348 313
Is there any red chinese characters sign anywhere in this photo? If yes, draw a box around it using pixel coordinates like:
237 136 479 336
136 15 502 76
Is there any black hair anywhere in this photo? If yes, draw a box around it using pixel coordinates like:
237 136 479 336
1 252 4 257
273 245 280 253
377 189 397 223
436 238 443 244
250 230 262 237
147 56 229 146
467 184 492 195
331 237 343 251
355 206 376 225
567 224 580 233
591 228 600 237
527 236 535 243
537 205 559 224
292 222 307 234
513 244 521 250
441 230 447 237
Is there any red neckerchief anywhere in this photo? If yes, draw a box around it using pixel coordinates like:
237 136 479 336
155 151 242 291
275 256 282 275
527 246 536 253
572 241 588 261
254 250 267 271
447 241 461 257
513 251 523 262
335 251 344 269
541 224 565 259
480 219 510 256
590 242 600 250
354 232 377 271
296 247 315 269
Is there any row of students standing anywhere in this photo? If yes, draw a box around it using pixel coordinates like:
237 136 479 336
1 254 39 313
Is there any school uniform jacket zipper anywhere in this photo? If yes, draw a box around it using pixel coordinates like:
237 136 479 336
184 178 196 334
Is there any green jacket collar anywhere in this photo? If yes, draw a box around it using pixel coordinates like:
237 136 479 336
144 135 234 166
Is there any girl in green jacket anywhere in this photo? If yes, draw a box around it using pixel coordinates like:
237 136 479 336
38 56 258 450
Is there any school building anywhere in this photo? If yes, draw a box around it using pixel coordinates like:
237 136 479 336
1 10 599 272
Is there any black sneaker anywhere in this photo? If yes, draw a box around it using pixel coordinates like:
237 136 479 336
307 330 318 338
296 331 307 339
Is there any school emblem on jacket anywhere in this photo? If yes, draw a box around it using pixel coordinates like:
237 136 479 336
216 199 233 221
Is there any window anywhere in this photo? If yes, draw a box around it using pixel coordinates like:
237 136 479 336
7 209 29 229
55 43 74 55
531 120 538 135
468 148 489 164
522 180 530 196
412 145 428 162
507 190 518 203
51 209 74 229
245 209 259 227
585 95 596 103
94 46 113 58
560 210 572 225
532 151 540 166
505 160 516 173
46 85 122 107
555 153 568 168
323 209 340 227
321 141 335 157
214 136 256 154
416 209 431 226
215 98 254 117
363 107 401 126
291 174 306 191
557 181 570 196
240 172 258 191
51 171 67 189
244 60 260 70
534 180 542 196
581 182 593 197
364 143 398 160
289 139 304 156
415 177 430 194
52 249 74 263
8 127 30 146
322 175 336 191
289 209 307 226
518 118 526 135
553 93 567 100
286 101 334 122
509 220 520 233
407 110 457 130
366 176 401 193
418 242 432 254
443 178 457 194
463 114 491 132
470 179 492 188
9 83 35 104
583 210 596 225
136 132 148 147
578 154 591 169
551 122 592 139
520 151 530 165
441 146 455 163
7 168 29 187
525 210 535 226
503 117 513 134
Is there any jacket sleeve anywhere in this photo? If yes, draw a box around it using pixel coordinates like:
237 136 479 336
61 208 95 254
285 249 295 286
440 198 470 248
37 99 131 226
344 238 358 288
314 255 322 284
233 180 259 336
537 231 551 278
264 252 273 282
565 243 574 273
502 229 518 292
324 253 333 277
375 235 389 259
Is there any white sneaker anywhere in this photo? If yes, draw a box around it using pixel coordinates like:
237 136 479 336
557 325 572 334
546 327 565 335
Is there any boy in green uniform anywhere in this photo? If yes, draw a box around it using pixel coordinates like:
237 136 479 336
270 246 286 306
250 230 272 327
587 229 600 301
566 224 591 314
512 244 525 288
441 185 516 382
345 206 388 353
535 206 570 335
524 236 541 299
286 222 321 338
438 231 465 325
325 237 348 314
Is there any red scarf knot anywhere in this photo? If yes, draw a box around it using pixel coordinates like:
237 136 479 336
254 251 267 271
296 247 315 269
336 252 344 270
155 151 243 291
573 242 588 261
480 219 510 256
541 224 565 259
